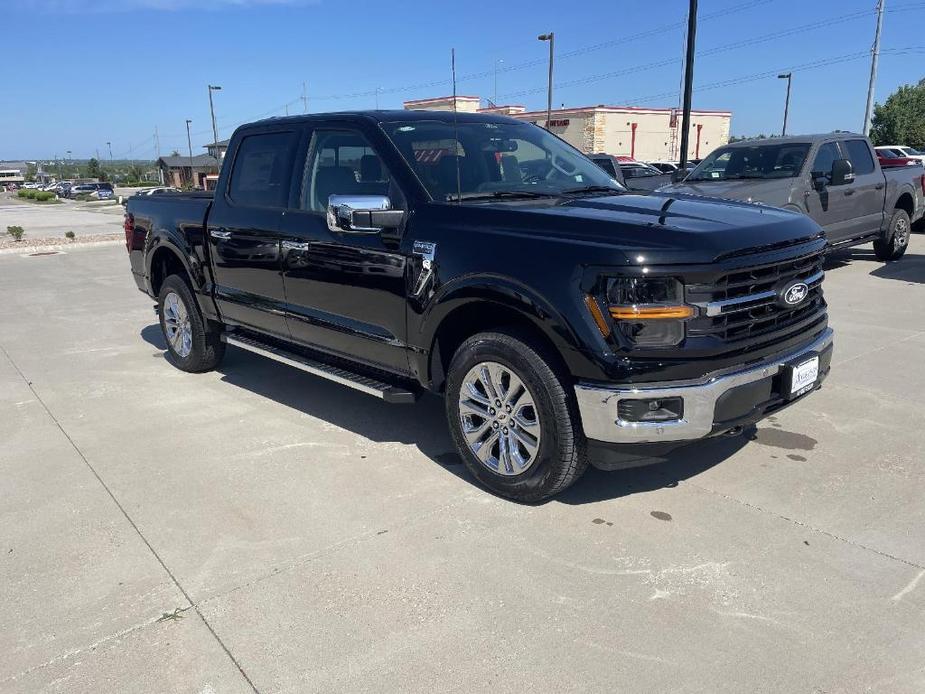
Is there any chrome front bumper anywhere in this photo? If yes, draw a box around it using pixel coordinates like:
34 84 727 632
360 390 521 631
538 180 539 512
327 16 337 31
575 328 834 444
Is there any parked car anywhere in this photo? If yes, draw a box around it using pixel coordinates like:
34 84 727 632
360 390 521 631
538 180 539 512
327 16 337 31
134 186 181 196
875 145 925 165
589 154 674 192
647 161 679 173
660 133 924 261
126 110 833 501
69 182 114 199
876 149 920 168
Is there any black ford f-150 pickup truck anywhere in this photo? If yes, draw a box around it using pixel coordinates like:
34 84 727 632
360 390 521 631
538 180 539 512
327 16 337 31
126 110 834 501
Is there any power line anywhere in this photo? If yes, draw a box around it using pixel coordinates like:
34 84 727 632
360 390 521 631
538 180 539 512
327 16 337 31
496 7 888 99
618 47 923 106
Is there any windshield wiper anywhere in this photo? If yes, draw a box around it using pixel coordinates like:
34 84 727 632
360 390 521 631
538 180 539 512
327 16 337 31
446 190 561 202
561 185 623 196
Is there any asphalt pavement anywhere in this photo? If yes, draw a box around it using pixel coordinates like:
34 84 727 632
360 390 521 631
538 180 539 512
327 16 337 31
1 242 923 693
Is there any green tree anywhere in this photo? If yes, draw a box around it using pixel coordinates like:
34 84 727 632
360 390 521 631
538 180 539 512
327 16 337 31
25 162 37 182
869 78 925 149
86 157 108 182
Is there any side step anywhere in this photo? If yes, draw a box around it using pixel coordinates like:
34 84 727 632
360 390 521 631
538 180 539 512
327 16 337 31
222 333 418 404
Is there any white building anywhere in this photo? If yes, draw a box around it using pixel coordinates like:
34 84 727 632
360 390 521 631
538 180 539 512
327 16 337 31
403 97 732 161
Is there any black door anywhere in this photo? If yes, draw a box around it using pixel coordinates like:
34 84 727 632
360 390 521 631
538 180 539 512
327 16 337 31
277 127 411 375
207 129 298 339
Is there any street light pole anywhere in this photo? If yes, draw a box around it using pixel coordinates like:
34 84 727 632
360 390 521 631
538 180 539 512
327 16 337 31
537 33 555 129
494 59 503 104
208 85 222 148
66 150 73 179
863 0 885 136
778 73 792 136
678 0 698 171
186 119 195 190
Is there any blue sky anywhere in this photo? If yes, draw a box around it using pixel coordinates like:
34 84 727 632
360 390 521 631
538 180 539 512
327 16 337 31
2 0 923 160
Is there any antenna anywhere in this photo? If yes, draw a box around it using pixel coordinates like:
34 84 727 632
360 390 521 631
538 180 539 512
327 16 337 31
451 48 461 203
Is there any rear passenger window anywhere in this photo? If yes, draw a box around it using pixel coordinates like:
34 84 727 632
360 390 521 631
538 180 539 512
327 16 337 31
811 143 840 176
228 132 294 207
843 139 875 175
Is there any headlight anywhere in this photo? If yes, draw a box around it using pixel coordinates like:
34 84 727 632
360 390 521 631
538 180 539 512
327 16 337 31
600 277 693 347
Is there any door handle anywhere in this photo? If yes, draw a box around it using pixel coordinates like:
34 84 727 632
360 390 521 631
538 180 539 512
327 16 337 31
281 240 311 251
844 190 854 196
210 228 232 240
875 183 885 190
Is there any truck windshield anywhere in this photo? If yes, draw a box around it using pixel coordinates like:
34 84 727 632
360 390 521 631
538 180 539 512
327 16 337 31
687 142 811 181
384 120 624 201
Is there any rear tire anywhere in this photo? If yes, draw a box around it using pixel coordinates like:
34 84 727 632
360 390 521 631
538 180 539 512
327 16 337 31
157 274 225 372
445 330 588 502
874 208 910 261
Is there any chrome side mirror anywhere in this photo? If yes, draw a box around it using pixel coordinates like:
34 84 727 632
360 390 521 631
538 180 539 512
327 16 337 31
326 194 404 234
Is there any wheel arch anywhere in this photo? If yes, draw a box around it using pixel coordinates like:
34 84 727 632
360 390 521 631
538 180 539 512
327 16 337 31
422 281 582 393
894 192 914 219
148 242 193 297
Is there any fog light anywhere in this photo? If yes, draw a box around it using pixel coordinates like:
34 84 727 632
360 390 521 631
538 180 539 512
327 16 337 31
618 397 684 423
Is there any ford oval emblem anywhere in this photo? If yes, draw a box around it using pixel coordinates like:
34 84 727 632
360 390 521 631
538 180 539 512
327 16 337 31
782 281 809 307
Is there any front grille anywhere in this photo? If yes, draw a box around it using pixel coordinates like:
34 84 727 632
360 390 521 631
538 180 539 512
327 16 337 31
686 249 827 346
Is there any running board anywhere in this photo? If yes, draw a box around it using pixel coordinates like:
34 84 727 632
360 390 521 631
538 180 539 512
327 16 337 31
222 333 418 404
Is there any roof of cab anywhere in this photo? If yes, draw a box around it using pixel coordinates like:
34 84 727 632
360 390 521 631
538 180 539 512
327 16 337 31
247 109 525 128
722 132 866 147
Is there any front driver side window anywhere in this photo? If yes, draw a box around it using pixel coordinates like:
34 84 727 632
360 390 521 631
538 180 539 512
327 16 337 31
301 130 393 212
811 142 840 177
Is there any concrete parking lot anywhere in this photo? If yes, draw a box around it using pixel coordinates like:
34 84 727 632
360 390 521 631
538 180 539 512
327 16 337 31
0 194 124 242
1 241 924 692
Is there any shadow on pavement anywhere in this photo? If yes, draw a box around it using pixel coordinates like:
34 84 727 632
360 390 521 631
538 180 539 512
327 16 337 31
140 323 750 504
825 247 925 284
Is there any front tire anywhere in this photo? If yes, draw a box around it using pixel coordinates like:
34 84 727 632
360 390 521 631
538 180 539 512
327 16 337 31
445 330 588 502
157 274 225 372
874 208 910 261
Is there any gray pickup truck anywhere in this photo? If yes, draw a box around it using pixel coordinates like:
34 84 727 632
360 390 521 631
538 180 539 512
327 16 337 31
661 133 925 261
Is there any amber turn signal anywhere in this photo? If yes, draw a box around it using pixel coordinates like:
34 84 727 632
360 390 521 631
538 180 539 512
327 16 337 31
584 295 612 337
609 305 694 320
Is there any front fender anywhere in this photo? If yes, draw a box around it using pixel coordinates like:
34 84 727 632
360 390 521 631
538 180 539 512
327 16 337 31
411 273 607 387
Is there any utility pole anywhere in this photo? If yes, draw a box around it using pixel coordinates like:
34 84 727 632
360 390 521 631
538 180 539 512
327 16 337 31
778 73 792 136
538 33 555 128
863 0 885 136
302 81 308 113
208 84 222 148
154 127 164 184
66 150 73 179
186 119 195 189
678 0 698 170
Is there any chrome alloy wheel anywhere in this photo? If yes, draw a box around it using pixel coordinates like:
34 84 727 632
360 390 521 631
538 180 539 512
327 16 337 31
894 216 909 251
163 291 193 358
458 361 541 476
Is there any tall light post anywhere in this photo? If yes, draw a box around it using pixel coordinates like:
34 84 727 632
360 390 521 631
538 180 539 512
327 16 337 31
66 150 73 179
494 59 504 104
186 119 195 189
863 0 885 135
678 0 698 171
537 33 555 129
778 73 792 136
208 85 222 148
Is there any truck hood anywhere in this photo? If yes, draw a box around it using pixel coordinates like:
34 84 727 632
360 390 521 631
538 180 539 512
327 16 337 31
657 178 796 206
474 191 822 265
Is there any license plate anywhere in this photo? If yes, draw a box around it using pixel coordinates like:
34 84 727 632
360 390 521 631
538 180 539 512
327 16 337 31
789 356 819 397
